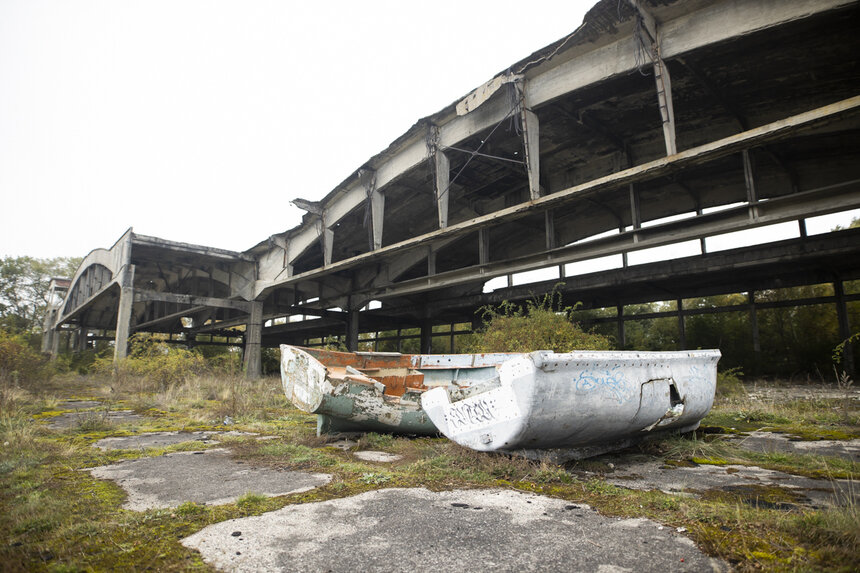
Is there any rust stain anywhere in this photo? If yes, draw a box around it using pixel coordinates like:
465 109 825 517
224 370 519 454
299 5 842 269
303 347 426 397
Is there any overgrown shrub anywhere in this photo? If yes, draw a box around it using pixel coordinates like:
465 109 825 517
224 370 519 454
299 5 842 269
0 330 47 386
92 334 208 390
715 367 747 398
465 289 613 353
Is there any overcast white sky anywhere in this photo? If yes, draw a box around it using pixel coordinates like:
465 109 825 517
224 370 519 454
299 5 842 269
0 0 598 259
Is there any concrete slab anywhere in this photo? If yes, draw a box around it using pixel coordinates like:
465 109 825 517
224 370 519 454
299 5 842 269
45 410 145 430
92 431 220 451
735 431 860 461
746 384 859 403
182 488 727 573
603 456 856 508
353 451 403 463
57 400 102 410
327 439 358 451
92 431 268 451
87 448 331 510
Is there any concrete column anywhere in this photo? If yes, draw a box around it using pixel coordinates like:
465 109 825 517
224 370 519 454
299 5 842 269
617 304 626 348
521 107 541 200
322 224 334 267
50 326 61 359
652 56 677 155
629 0 676 155
42 310 55 354
242 300 263 379
76 327 88 353
834 280 855 377
629 184 642 230
346 308 360 352
748 291 761 373
545 211 556 251
361 169 383 251
677 299 686 350
114 265 135 361
478 228 490 265
742 150 759 220
420 318 433 354
370 188 384 251
435 150 450 228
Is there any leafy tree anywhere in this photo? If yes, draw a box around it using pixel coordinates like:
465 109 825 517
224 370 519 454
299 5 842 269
0 256 81 334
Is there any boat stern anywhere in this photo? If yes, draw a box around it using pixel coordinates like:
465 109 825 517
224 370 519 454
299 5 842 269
420 354 535 451
280 345 330 413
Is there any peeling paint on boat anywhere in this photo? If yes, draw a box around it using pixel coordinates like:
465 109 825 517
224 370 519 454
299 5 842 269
280 345 507 436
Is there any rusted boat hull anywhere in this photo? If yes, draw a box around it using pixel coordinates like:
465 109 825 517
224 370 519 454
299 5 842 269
279 345 510 436
420 350 721 461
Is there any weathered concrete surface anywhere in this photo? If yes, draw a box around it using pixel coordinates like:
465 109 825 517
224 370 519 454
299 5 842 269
352 450 403 462
92 431 216 451
746 385 860 403
182 488 727 573
57 400 102 410
327 438 359 451
88 448 331 510
45 409 145 430
601 455 856 508
92 431 261 451
735 431 860 461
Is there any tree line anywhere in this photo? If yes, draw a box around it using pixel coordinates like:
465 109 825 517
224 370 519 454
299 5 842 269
0 256 81 335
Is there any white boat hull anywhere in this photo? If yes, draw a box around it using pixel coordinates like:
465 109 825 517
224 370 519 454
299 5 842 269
420 350 721 460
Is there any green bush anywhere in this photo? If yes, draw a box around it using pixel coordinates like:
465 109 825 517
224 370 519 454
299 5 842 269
466 289 613 353
716 367 747 398
93 334 208 390
0 329 47 386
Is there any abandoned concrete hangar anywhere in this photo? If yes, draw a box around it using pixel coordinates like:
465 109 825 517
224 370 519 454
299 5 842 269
44 0 860 378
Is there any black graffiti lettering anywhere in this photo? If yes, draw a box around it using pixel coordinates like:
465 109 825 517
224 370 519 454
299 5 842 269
447 398 496 429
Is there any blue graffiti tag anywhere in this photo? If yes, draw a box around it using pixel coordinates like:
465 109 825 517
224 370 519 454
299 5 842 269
575 366 627 404
688 364 709 387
